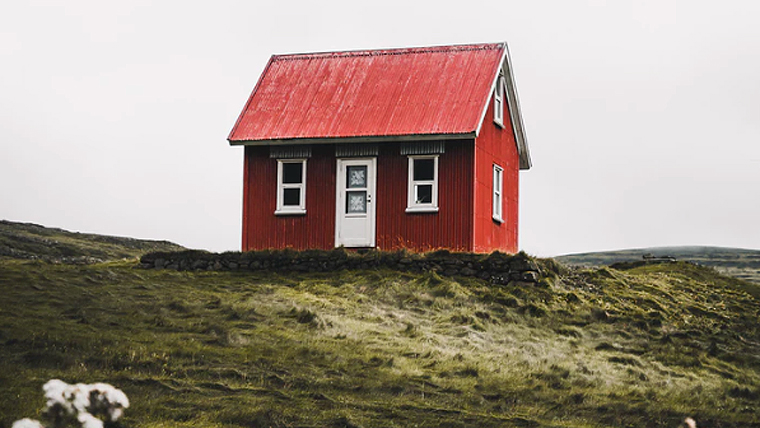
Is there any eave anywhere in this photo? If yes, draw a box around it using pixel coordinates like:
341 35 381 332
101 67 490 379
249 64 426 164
228 132 477 147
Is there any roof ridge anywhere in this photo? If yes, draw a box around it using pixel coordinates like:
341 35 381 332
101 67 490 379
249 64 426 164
273 42 505 61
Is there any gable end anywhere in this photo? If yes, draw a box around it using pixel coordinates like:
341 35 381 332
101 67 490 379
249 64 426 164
474 44 532 170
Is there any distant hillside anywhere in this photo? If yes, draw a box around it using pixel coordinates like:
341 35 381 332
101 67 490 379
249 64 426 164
557 246 760 284
0 220 184 263
2 242 760 426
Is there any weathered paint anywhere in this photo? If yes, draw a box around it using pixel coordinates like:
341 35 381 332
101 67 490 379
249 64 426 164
375 141 474 252
228 44 505 142
243 141 474 252
472 93 520 253
242 145 336 250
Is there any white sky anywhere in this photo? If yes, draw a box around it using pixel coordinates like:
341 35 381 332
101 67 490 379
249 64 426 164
2 0 759 256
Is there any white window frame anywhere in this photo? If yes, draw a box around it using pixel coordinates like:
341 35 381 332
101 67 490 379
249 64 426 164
493 74 505 127
275 159 307 215
406 155 439 213
493 164 504 223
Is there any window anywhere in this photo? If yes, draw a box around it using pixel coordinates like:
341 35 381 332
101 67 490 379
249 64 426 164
493 164 504 222
494 74 504 127
275 159 306 215
407 155 439 212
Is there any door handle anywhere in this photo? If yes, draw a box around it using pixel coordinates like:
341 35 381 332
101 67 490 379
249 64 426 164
367 194 372 203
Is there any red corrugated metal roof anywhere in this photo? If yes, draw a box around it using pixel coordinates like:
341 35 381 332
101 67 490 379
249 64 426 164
228 43 506 143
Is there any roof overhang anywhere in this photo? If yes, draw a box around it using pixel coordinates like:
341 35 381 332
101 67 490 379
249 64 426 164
229 132 477 147
503 44 532 170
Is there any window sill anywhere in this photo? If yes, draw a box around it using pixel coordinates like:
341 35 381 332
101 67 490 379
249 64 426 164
492 216 504 224
406 206 439 214
274 209 306 216
493 118 504 128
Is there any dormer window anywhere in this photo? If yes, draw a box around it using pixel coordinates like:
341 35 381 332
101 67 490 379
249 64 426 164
494 74 504 127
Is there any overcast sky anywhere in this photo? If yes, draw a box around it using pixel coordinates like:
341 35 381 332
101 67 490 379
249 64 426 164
2 0 759 256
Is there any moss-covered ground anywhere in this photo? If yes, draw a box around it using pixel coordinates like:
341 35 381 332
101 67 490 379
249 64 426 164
0 220 184 262
557 246 760 284
1 257 759 427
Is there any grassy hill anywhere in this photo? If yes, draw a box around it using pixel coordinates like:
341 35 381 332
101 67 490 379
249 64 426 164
1 224 760 427
557 246 760 284
0 220 184 263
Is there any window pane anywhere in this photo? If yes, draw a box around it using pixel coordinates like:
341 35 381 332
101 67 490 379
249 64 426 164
346 191 367 213
282 162 302 184
416 184 432 204
413 159 434 181
283 188 301 206
346 166 367 188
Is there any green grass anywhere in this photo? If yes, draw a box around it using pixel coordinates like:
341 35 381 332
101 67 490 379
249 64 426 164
0 220 184 262
2 257 760 427
556 246 760 284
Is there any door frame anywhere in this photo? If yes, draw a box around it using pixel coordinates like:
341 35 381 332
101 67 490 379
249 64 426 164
334 157 377 248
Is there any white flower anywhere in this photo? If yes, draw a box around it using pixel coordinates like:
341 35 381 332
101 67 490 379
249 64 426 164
40 379 130 425
67 384 92 415
76 413 103 428
87 383 130 421
11 419 45 428
43 379 78 422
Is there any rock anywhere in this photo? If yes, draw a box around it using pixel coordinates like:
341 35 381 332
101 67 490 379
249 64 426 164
461 267 477 276
491 274 510 285
509 257 538 272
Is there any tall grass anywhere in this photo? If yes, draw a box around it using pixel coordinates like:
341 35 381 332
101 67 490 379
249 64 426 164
1 259 758 427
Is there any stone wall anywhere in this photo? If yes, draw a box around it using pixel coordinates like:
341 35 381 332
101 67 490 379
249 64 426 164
139 249 544 286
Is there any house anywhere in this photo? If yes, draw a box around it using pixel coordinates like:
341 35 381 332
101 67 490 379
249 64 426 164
228 42 531 253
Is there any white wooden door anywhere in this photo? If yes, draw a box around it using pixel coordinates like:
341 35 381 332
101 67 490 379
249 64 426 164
335 158 376 248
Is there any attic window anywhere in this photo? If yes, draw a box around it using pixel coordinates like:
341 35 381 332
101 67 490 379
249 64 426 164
275 159 306 215
406 155 439 213
494 74 504 127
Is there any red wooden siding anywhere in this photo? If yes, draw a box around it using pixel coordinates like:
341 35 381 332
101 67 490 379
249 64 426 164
376 141 474 252
473 96 520 253
242 141 475 252
242 145 336 250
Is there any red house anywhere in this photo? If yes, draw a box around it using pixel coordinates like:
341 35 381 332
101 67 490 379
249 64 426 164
228 42 531 253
